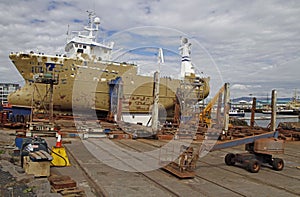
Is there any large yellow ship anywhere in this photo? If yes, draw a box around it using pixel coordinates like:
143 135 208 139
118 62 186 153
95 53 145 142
8 12 209 118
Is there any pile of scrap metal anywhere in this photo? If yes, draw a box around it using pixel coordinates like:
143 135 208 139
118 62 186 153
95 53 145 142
277 122 300 140
0 110 27 128
0 103 31 128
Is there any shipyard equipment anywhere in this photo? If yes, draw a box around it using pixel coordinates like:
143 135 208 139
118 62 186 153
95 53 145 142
50 129 71 167
161 131 284 178
199 85 224 128
199 83 229 129
31 72 59 122
19 136 63 177
20 136 52 167
161 89 285 178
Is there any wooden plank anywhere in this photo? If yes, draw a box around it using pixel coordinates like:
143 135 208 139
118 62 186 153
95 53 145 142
51 186 77 193
35 151 48 159
60 188 84 195
52 180 77 189
49 175 71 185
29 152 42 160
39 150 53 160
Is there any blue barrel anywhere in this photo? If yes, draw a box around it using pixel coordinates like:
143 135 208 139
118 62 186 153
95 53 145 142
104 128 111 133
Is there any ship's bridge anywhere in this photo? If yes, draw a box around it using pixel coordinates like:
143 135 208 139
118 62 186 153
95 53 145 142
65 38 114 61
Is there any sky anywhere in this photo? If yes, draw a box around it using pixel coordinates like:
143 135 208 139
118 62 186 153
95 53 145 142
0 0 300 99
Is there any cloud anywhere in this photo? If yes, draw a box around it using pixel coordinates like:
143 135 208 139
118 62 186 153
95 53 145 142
231 84 262 90
0 0 299 99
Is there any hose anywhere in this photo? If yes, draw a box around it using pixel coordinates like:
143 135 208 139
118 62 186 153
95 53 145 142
48 147 68 167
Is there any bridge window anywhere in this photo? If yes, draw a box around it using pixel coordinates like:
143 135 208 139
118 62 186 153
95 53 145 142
77 49 84 53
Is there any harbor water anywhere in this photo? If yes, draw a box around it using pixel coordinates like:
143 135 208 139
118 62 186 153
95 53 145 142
243 112 299 128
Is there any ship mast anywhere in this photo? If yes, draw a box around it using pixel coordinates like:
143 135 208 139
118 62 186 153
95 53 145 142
84 11 100 40
179 37 195 79
152 48 164 133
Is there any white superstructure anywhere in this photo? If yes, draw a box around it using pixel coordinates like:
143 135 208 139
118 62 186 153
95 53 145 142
65 11 114 61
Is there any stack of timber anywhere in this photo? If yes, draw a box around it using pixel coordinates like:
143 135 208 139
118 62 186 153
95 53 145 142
49 175 85 196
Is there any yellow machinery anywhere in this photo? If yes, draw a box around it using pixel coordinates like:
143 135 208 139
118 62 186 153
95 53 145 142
51 147 71 167
199 84 227 128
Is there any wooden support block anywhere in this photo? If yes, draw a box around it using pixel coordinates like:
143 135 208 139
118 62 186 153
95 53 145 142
52 179 77 190
60 188 84 195
48 175 72 185
23 156 50 177
157 134 174 140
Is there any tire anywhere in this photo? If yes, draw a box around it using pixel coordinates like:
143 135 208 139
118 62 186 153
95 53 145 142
16 115 20 122
20 115 25 123
247 160 260 173
272 158 284 171
225 153 236 166
10 115 15 122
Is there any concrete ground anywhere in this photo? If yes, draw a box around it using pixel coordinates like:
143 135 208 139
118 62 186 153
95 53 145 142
1 128 299 196
63 137 300 197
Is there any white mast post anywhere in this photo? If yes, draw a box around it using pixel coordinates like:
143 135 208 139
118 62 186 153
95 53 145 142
152 48 164 133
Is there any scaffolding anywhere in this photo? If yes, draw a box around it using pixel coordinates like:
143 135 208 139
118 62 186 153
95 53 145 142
31 73 59 123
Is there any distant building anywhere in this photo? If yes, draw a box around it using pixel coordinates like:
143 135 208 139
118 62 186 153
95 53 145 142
0 83 20 104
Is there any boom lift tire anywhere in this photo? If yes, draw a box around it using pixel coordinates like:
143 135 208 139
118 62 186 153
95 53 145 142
225 153 236 166
272 158 284 171
247 160 261 173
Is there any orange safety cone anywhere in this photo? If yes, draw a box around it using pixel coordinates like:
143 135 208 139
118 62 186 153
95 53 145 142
51 130 71 166
55 131 62 148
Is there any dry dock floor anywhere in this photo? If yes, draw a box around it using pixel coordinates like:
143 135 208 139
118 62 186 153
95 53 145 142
59 138 300 197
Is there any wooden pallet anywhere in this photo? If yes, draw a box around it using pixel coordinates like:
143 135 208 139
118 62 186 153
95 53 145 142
49 175 85 196
51 186 84 196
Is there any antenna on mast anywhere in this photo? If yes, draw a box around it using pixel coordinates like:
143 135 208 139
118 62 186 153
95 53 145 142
66 24 70 43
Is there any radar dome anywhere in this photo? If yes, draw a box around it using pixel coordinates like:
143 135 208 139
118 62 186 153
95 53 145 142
94 17 100 24
182 38 188 44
